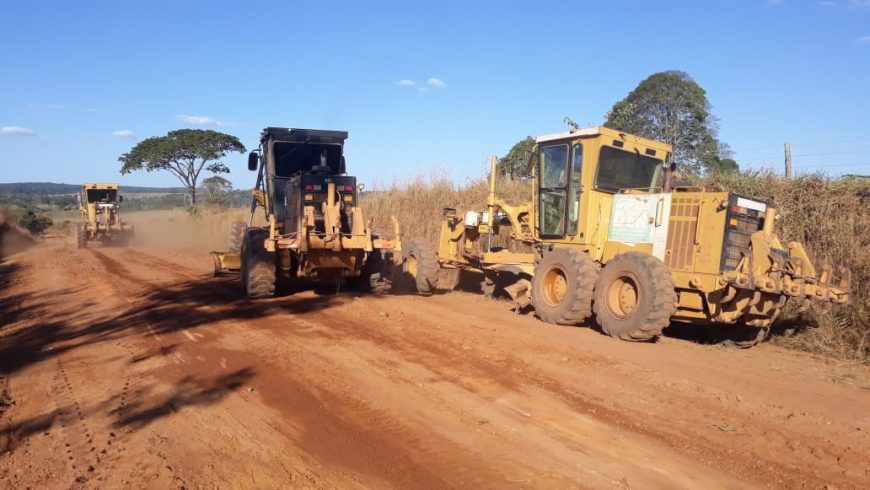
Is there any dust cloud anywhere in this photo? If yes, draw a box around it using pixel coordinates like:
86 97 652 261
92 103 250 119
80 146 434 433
0 212 34 260
124 209 259 252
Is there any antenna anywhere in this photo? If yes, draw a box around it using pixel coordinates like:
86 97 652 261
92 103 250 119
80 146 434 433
563 117 580 131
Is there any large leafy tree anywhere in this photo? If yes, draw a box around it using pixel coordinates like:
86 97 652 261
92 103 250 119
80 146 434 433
119 129 246 206
499 136 536 180
604 71 724 175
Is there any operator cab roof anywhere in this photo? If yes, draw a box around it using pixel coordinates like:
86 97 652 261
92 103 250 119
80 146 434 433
536 126 672 154
260 127 348 145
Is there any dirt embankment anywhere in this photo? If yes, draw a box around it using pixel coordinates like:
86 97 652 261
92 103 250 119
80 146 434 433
1 236 868 489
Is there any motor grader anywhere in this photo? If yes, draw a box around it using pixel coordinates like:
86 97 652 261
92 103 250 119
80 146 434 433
212 127 400 298
402 126 851 345
75 183 134 248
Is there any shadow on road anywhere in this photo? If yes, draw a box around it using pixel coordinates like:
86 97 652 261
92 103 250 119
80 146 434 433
1 367 256 453
111 368 255 431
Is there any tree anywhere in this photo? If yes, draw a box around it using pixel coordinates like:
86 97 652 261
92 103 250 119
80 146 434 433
604 71 723 175
499 136 536 180
709 157 739 174
202 175 234 208
119 129 246 206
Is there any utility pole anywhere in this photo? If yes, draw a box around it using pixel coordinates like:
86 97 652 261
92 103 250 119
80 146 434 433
784 142 793 178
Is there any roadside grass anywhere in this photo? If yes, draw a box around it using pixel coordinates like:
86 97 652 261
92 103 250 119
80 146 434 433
700 171 869 361
362 169 529 241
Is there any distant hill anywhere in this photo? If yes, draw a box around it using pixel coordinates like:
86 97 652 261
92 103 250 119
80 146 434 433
0 182 187 195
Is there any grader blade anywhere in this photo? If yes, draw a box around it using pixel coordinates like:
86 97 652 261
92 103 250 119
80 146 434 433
211 251 241 276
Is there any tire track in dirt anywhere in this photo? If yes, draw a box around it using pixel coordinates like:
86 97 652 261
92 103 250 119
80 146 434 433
83 249 455 486
217 323 522 489
248 307 724 487
385 303 853 488
51 359 101 486
118 248 207 281
239 296 855 488
90 248 531 486
60 247 196 486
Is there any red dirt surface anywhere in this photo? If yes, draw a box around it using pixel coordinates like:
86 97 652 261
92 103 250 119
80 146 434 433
1 239 868 489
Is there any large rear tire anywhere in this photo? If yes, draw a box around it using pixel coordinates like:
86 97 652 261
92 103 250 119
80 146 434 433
227 221 246 253
593 252 676 341
241 228 276 299
402 239 439 295
531 248 598 325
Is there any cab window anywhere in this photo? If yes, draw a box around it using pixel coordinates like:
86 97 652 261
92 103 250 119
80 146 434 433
539 144 568 236
595 146 663 193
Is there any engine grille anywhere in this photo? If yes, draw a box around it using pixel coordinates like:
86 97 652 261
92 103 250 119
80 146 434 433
665 197 701 271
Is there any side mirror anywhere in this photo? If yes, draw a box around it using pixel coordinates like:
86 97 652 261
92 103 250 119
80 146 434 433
339 155 347 174
248 151 259 171
119 195 124 203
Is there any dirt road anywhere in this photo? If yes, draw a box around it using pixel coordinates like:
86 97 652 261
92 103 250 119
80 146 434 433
1 238 868 489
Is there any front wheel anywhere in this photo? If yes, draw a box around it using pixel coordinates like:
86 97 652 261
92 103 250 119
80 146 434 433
241 228 276 299
593 252 676 341
531 248 598 325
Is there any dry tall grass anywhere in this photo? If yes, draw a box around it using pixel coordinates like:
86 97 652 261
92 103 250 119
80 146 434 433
362 170 530 241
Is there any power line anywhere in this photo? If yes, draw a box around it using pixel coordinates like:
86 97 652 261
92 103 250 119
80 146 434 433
732 137 870 153
792 162 870 168
739 148 870 163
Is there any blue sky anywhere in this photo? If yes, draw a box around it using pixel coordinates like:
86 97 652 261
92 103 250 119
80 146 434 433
1 0 869 189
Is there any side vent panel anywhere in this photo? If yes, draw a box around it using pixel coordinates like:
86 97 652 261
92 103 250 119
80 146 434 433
665 197 701 271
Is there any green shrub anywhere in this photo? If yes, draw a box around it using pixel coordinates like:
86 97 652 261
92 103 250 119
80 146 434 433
14 206 53 235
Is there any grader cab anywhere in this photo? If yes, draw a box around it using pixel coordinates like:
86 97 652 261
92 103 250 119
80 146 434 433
403 127 850 346
75 183 134 248
212 127 400 297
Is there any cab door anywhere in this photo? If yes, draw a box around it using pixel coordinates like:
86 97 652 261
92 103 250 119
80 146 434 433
566 143 583 237
538 142 583 239
538 144 569 238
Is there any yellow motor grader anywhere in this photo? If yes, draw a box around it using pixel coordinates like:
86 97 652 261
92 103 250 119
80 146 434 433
75 183 134 248
211 127 400 297
403 127 851 346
